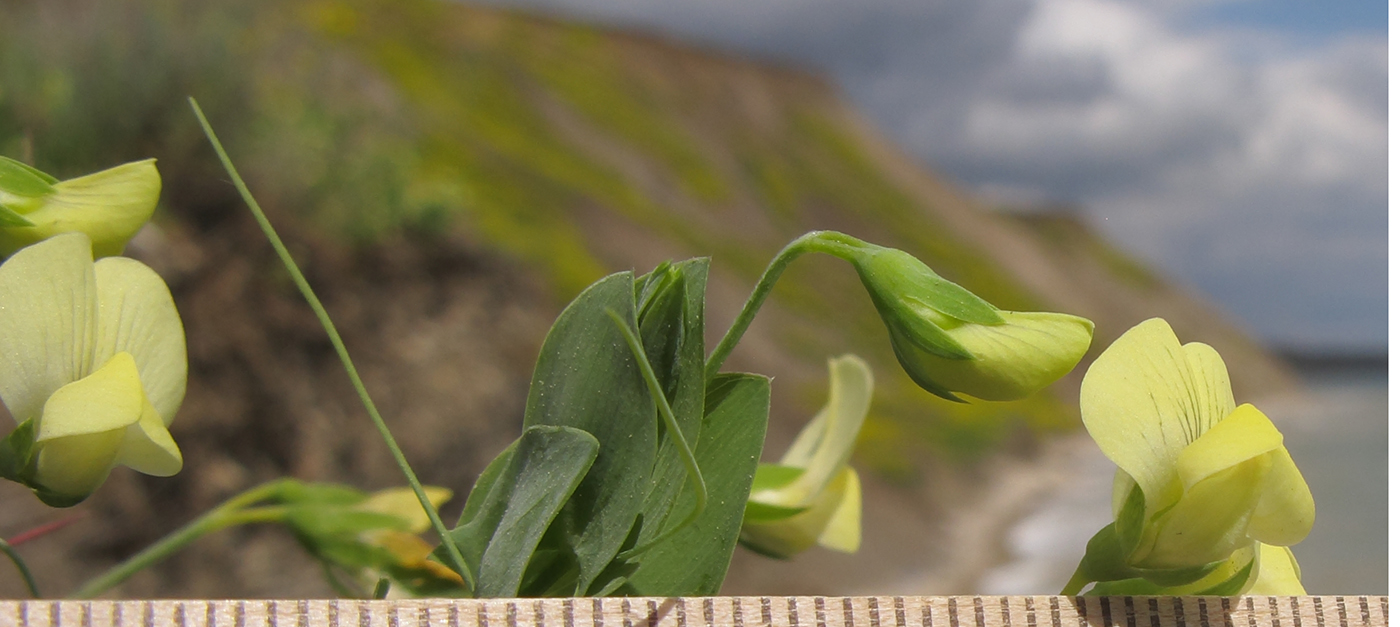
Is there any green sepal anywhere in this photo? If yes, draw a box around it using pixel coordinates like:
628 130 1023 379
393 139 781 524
0 205 34 228
0 419 38 484
0 157 57 202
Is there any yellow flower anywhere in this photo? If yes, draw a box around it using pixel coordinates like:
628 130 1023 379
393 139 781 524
0 233 185 506
849 244 1092 401
741 355 869 558
0 157 160 258
1065 318 1313 594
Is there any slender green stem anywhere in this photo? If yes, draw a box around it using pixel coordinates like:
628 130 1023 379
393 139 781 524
703 231 866 380
70 481 289 599
189 98 474 592
605 311 706 560
0 537 39 598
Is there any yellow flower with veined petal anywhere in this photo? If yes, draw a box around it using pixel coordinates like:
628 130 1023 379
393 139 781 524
0 233 186 506
1063 318 1313 595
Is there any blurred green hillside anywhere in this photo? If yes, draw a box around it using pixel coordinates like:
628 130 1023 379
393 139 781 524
0 0 1297 596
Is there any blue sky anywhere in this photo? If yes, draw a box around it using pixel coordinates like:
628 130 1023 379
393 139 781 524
1190 0 1386 37
477 0 1388 352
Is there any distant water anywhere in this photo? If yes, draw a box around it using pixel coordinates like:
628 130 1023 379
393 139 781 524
979 360 1388 595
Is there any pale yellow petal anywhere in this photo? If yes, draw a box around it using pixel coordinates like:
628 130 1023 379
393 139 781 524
1246 446 1314 547
32 352 147 500
1244 544 1306 594
1081 318 1235 514
358 486 454 533
1133 454 1269 568
93 256 186 424
764 355 872 507
928 311 1093 401
815 466 862 553
115 396 182 477
0 233 98 423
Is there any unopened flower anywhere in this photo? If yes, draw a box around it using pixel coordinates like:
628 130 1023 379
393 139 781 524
741 355 870 558
848 243 1093 401
0 157 160 258
0 233 185 506
1065 318 1313 594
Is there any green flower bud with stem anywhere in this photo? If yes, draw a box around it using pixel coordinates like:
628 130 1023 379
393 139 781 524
706 230 1093 402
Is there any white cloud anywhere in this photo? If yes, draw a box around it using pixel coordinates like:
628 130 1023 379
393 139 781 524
472 0 1387 348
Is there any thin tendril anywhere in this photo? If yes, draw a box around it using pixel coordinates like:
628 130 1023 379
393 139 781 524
188 98 474 592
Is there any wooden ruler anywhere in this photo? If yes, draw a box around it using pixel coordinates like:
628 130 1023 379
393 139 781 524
0 597 1387 627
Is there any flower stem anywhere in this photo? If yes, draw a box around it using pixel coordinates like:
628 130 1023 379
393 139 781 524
0 537 39 598
70 480 290 599
189 98 474 592
703 231 866 380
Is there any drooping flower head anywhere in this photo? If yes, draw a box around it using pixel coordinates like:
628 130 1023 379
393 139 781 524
846 242 1093 402
1065 318 1313 594
0 233 186 506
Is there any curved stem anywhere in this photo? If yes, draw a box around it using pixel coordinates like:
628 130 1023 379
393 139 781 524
190 98 474 592
0 537 39 598
70 481 289 599
703 231 866 380
605 311 707 560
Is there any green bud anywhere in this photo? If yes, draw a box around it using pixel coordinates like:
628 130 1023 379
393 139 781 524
0 158 161 258
848 244 1094 401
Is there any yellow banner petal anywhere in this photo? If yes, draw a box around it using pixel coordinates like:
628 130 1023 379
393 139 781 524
1081 318 1235 514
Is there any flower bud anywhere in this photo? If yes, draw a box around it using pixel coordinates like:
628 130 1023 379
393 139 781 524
0 158 161 258
848 244 1093 401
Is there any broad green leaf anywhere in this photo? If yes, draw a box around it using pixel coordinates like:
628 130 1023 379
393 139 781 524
1081 318 1235 512
457 439 519 526
521 271 656 593
476 425 599 597
635 259 709 545
624 373 770 595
